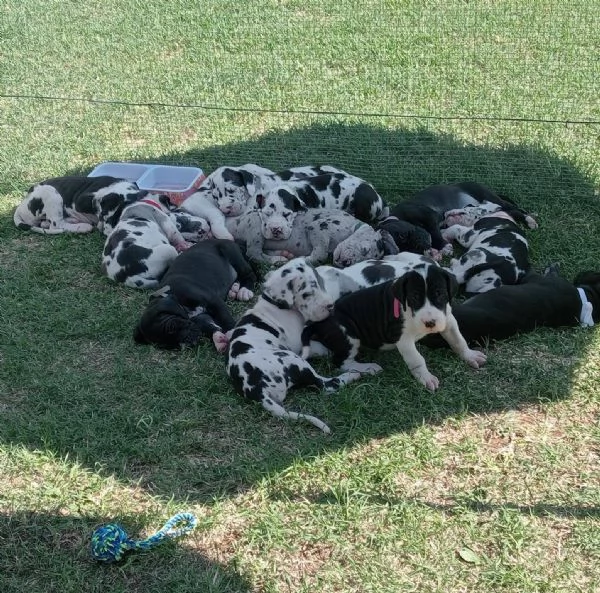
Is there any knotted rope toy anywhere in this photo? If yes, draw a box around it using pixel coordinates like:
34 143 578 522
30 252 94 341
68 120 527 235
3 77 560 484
90 512 198 563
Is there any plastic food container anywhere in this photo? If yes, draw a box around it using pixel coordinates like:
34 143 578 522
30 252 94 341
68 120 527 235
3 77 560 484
88 162 206 205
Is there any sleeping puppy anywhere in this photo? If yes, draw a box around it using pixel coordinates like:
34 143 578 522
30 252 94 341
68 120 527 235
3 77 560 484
102 195 194 289
226 258 365 433
390 181 537 253
421 268 600 348
302 260 486 390
376 216 434 257
14 175 144 236
133 239 257 352
442 211 531 295
169 208 212 242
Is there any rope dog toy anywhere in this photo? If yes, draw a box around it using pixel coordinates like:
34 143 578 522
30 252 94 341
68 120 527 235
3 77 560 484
90 512 197 563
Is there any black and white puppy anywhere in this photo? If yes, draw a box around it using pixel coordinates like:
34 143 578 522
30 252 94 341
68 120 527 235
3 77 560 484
390 181 537 253
442 211 531 295
226 258 364 433
255 173 387 240
102 195 194 289
14 175 144 236
301 261 486 390
133 239 257 352
421 268 599 348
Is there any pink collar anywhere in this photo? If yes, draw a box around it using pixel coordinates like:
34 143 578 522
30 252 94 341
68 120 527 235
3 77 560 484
393 298 401 319
140 198 164 210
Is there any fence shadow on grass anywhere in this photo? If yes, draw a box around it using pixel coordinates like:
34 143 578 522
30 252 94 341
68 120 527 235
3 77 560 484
1 121 599 507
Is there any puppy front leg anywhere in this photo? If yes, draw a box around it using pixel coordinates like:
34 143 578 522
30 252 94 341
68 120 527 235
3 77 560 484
396 335 439 391
439 311 487 368
158 213 191 251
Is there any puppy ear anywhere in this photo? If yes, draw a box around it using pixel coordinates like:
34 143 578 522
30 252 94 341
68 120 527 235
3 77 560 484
157 194 172 209
292 195 308 212
133 325 149 344
255 194 265 209
574 271 600 286
377 229 399 255
391 270 419 310
441 267 459 299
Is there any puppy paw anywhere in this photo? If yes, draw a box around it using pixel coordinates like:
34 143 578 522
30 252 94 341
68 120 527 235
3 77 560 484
425 248 442 262
175 240 192 252
343 361 383 375
212 331 229 353
416 371 439 391
526 215 538 229
441 243 454 256
463 349 487 368
236 287 254 301
212 229 234 241
228 282 241 300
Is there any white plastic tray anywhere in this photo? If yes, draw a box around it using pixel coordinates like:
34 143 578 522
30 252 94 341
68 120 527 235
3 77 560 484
88 161 205 205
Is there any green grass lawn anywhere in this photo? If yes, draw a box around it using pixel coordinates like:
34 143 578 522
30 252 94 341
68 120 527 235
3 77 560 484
1 1 599 591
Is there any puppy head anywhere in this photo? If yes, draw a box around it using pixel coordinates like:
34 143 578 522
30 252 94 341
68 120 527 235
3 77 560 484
133 294 200 349
171 210 212 240
206 166 260 216
444 202 502 227
378 219 432 254
98 181 145 236
262 257 333 322
391 265 457 334
256 185 307 240
333 225 398 268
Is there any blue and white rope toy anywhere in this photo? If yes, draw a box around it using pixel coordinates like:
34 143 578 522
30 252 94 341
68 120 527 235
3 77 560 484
90 512 198 562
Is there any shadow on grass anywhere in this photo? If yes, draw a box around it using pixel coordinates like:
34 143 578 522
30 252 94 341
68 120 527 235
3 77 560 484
1 121 599 506
0 510 251 593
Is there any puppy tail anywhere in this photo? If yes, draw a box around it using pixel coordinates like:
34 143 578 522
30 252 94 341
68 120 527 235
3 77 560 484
261 398 330 434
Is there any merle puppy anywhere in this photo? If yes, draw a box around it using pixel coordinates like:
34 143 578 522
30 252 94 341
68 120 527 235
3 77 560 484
390 181 537 253
421 268 600 348
133 239 257 352
14 175 144 236
302 261 486 390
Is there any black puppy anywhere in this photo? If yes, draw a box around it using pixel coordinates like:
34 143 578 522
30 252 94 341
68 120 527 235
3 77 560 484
390 181 537 252
301 263 486 391
421 268 600 348
134 239 257 351
376 216 433 255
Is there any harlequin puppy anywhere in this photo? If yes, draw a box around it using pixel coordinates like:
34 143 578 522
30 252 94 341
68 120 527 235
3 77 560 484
421 267 600 348
225 208 398 266
226 258 364 433
442 211 531 295
133 239 257 352
14 175 144 236
169 209 212 242
301 260 487 389
101 195 194 289
255 174 386 240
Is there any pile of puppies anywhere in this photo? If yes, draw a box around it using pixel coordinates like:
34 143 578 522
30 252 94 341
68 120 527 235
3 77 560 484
14 165 600 433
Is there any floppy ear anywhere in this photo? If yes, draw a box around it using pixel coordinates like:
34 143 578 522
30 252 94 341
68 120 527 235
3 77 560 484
391 270 420 310
291 195 308 212
157 194 172 209
262 269 295 309
239 169 260 194
573 271 600 287
377 229 399 255
133 324 150 344
440 267 459 299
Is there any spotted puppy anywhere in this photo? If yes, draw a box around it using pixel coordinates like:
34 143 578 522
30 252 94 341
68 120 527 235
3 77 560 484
134 238 257 352
442 211 531 295
14 175 144 236
256 174 387 241
301 259 486 389
181 164 355 240
102 195 194 289
226 258 364 433
225 208 398 267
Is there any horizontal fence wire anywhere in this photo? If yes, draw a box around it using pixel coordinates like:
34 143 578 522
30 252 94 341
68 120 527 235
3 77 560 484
1 0 599 207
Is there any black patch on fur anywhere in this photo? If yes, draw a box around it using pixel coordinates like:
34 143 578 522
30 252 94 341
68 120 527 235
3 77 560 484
242 314 280 337
28 197 44 215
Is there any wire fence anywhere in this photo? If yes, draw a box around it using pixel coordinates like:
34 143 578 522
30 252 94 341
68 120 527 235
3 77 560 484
1 1 599 205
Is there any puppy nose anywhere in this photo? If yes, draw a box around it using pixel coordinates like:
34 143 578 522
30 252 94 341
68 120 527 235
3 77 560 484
424 320 436 329
271 227 283 237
